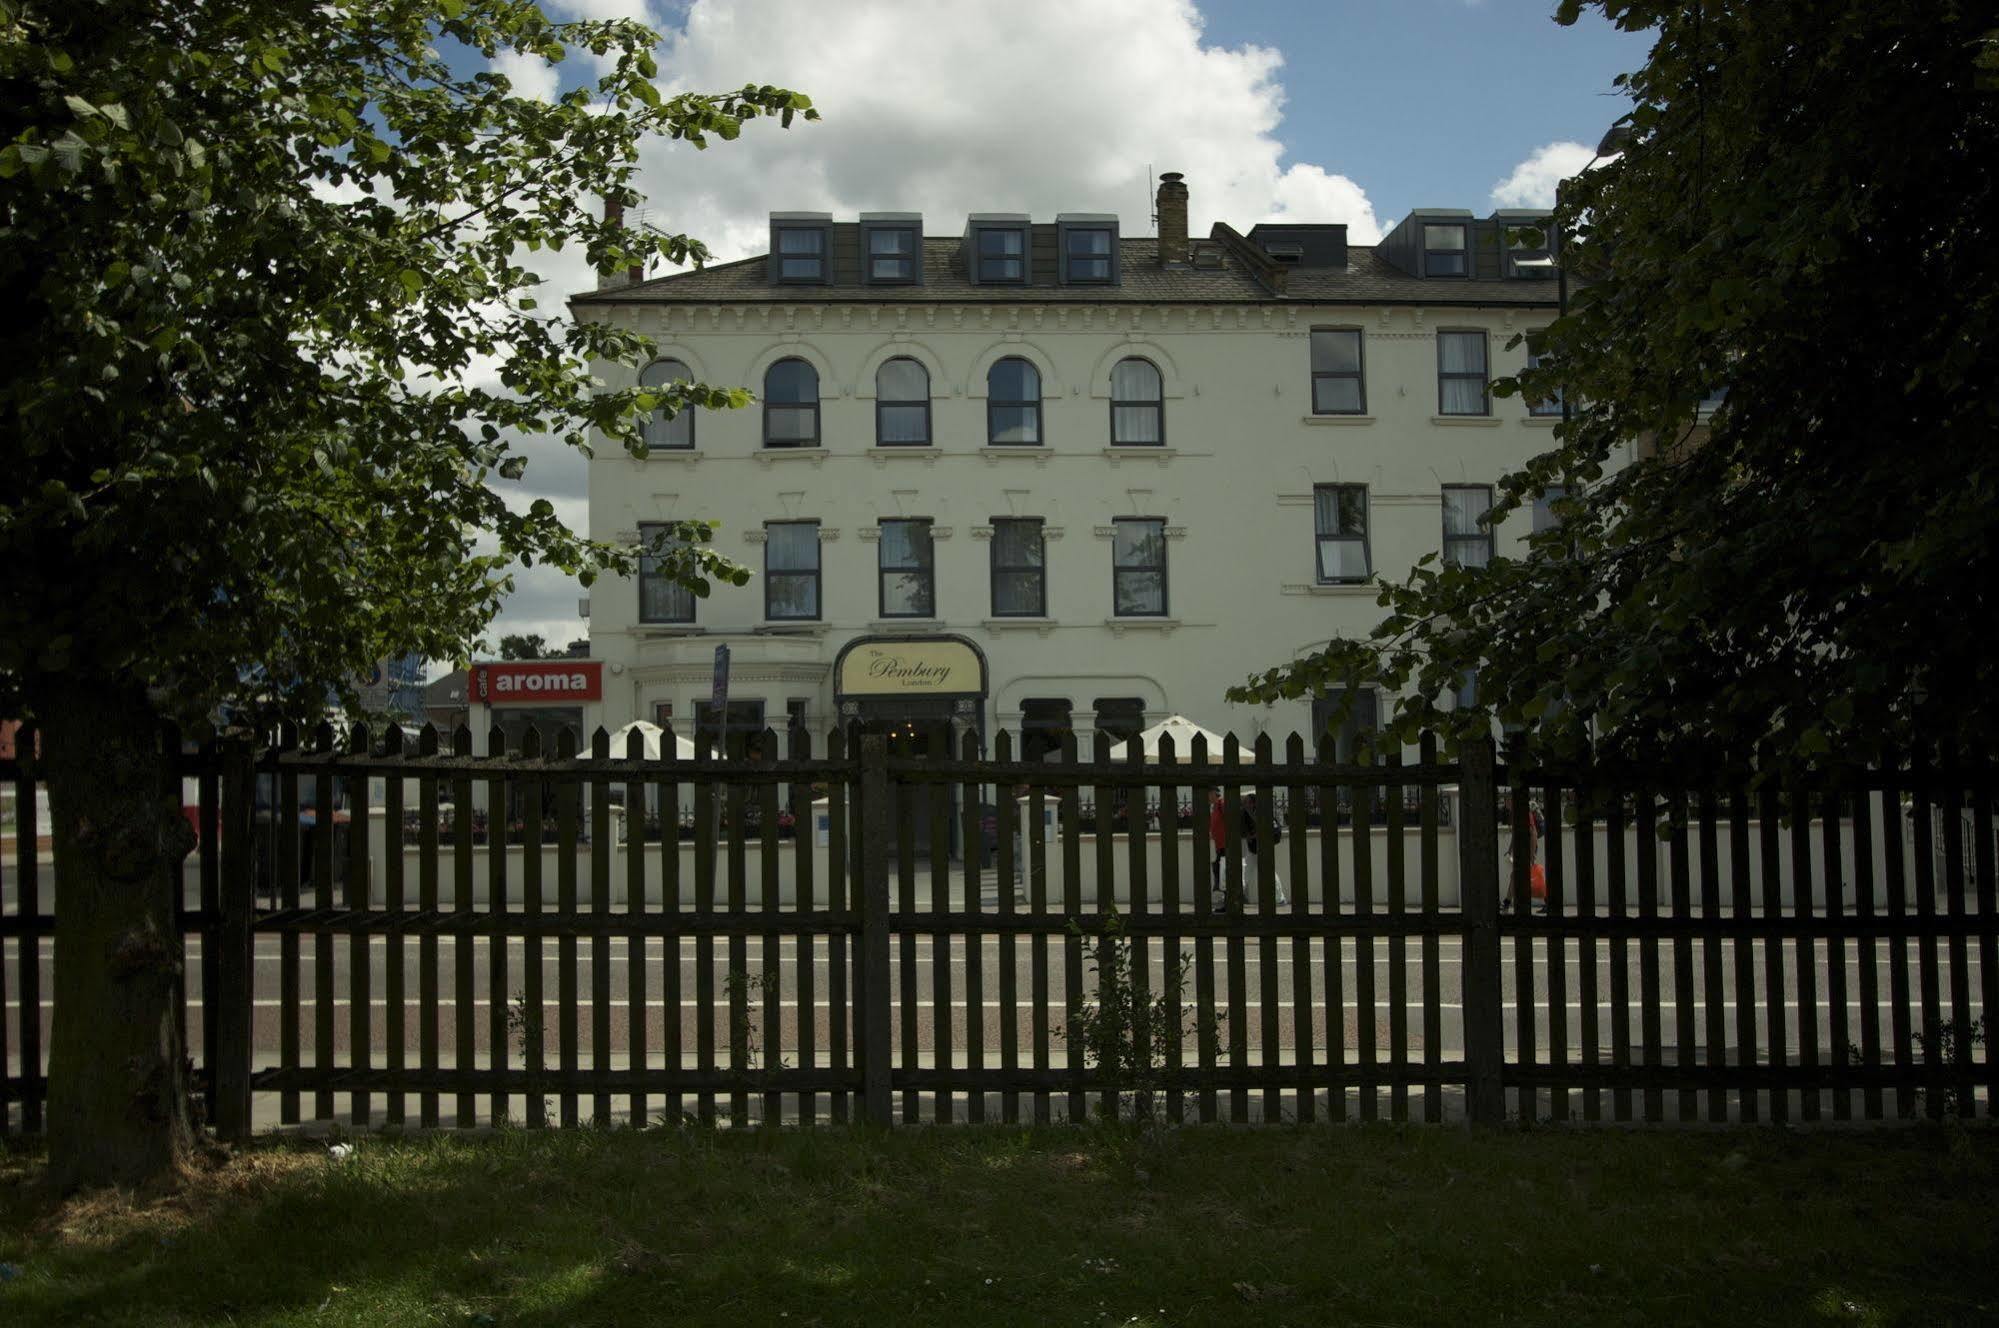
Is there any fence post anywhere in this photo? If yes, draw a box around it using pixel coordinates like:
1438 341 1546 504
1458 736 1506 1126
857 734 894 1125
213 741 256 1142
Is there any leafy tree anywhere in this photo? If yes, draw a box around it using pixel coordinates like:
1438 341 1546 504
1232 0 1999 771
498 632 552 660
0 0 811 1186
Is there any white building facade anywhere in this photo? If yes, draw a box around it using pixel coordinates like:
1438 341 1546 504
573 176 1581 759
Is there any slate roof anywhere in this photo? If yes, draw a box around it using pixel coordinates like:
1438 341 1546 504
571 236 1561 308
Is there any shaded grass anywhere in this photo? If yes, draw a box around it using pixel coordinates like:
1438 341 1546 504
2 1122 1996 1326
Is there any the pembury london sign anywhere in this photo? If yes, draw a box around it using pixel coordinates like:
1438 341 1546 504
834 638 984 698
471 660 604 705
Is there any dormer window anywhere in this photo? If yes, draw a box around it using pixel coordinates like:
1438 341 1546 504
1423 223 1468 277
1505 220 1554 278
1058 214 1118 285
868 228 916 281
774 225 827 282
977 227 1026 283
861 212 923 285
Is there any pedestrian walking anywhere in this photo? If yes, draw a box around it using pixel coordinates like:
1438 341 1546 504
1241 791 1289 907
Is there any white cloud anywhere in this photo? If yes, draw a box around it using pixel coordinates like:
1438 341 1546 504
491 47 562 103
636 0 1383 256
482 0 1389 648
1489 140 1595 209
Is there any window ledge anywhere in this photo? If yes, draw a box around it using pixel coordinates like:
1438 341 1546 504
1101 447 1178 465
1281 582 1383 598
637 625 707 637
1105 617 1181 635
1430 415 1502 427
634 449 703 463
754 622 831 636
867 446 940 466
978 446 1052 465
1302 414 1375 426
982 617 1058 636
867 619 945 633
1521 415 1562 426
754 448 828 466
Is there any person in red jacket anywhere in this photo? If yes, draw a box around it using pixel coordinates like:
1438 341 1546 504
1207 787 1229 909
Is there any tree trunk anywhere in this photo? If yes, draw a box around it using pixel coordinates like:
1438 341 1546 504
34 676 196 1190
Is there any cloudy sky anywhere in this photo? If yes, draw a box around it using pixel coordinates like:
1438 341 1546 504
484 0 1647 654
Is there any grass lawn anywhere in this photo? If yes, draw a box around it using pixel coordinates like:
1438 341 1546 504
2 1122 1995 1326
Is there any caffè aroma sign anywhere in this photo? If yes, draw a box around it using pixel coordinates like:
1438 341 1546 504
836 638 984 698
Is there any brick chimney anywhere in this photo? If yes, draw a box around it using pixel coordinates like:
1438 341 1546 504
601 196 643 287
1156 171 1189 266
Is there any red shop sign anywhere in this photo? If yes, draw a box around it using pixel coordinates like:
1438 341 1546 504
471 660 603 705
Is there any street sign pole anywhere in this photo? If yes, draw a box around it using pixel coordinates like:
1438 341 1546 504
711 643 731 757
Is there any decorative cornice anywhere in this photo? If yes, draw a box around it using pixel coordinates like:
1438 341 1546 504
1101 447 1179 466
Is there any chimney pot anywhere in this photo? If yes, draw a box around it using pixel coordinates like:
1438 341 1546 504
1156 172 1189 266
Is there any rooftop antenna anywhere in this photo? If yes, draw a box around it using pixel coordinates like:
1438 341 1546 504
1147 163 1156 234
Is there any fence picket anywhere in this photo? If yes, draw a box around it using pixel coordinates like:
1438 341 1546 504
759 730 782 1126
1882 765 1912 1120
725 729 749 1130
1698 790 1727 1123
1824 788 1851 1121
1508 747 1533 1121
1728 788 1758 1122
1384 744 1408 1123
1607 785 1632 1122
1851 784 1879 1121
964 725 986 1124
793 725 817 1125
348 722 372 1129
996 730 1020 1124
897 731 919 1124
1759 784 1788 1123
590 728 613 1127
488 726 509 1124
1223 735 1249 1123
1290 734 1315 1124
1668 789 1696 1122
453 727 476 1128
1029 746 1052 1125
1127 728 1151 1121
1791 786 1821 1121
1092 731 1115 1121
1351 748 1376 1122
933 727 956 1124
277 724 302 1126
521 726 547 1130
1061 731 1085 1123
826 727 848 1124
1636 789 1663 1122
625 725 647 1127
1318 734 1344 1122
1544 772 1567 1122
690 728 714 1126
556 727 581 1129
197 735 220 1113
382 727 406 1128
1575 756 1601 1123
1194 733 1217 1123
1941 759 1973 1118
1255 734 1282 1123
1164 732 1188 1124
316 721 339 1123
409 723 440 1126
1974 777 1997 1118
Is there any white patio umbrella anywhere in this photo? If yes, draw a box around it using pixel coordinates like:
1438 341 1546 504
1109 714 1231 763
606 719 698 761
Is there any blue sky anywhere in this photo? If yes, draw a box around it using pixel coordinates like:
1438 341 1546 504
1199 0 1649 221
486 0 1654 647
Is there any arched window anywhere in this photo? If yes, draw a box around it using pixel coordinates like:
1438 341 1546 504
875 357 930 445
763 358 819 447
1110 357 1163 445
987 357 1041 445
639 358 694 450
